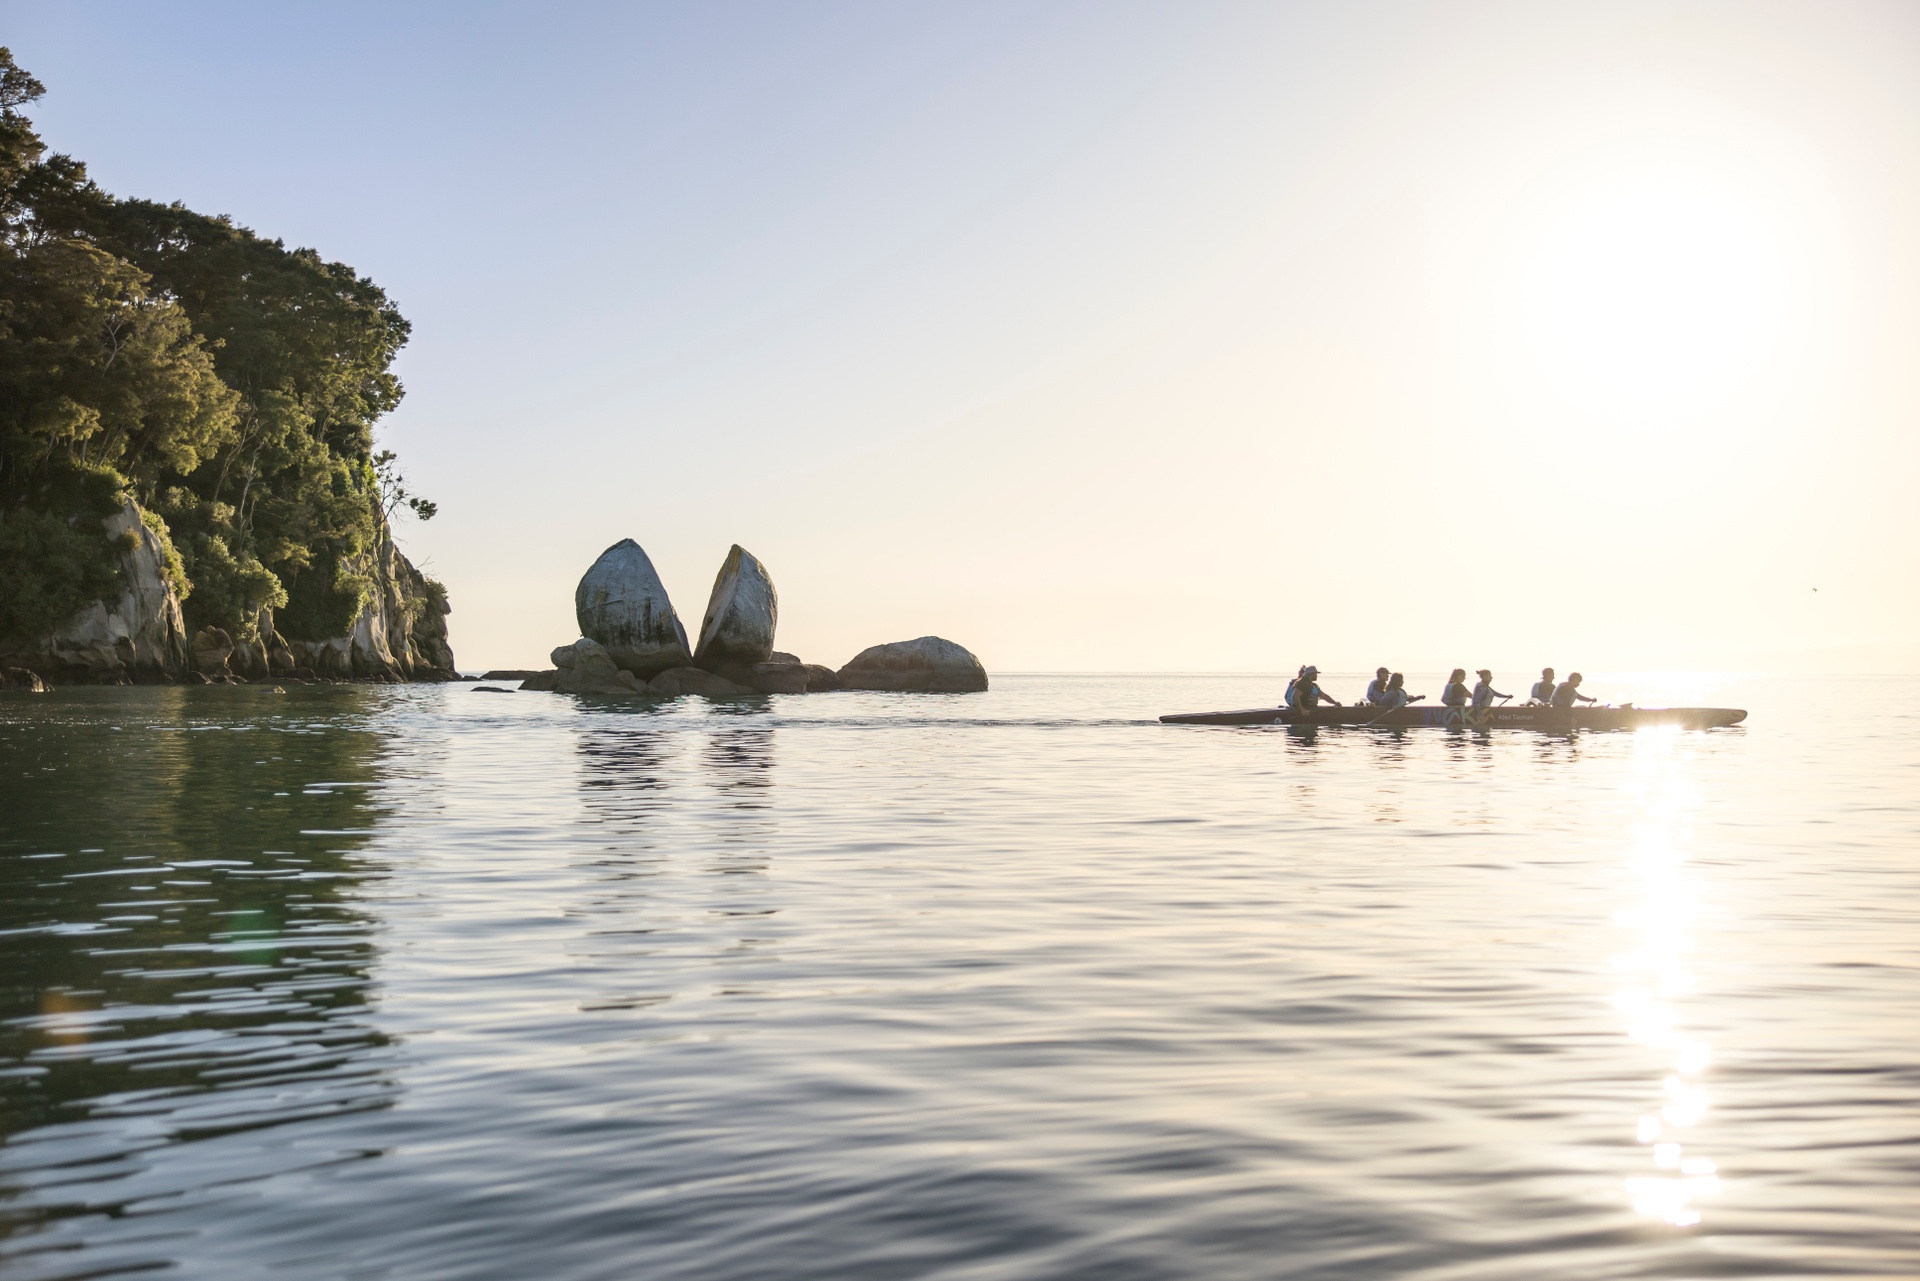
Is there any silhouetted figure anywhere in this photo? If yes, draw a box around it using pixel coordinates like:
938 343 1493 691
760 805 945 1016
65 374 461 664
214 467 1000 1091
1551 672 1597 709
1471 670 1510 710
1285 665 1342 720
1441 668 1471 726
1529 667 1556 704
1365 667 1391 706
1378 672 1423 709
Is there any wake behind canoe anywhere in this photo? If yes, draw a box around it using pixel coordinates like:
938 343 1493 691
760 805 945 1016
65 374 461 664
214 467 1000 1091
1158 705 1747 729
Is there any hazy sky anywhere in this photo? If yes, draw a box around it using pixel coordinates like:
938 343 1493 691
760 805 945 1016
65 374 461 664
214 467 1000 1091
8 1 1919 671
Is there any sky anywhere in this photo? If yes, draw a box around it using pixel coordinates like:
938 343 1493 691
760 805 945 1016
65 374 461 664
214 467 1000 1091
6 1 1919 672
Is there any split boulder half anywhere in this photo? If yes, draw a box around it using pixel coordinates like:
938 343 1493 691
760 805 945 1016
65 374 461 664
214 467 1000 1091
837 636 987 693
693 545 777 684
576 539 692 677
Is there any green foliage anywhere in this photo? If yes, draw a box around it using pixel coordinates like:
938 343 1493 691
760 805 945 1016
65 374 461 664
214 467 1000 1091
0 464 124 640
138 507 190 600
276 560 371 642
0 47 433 645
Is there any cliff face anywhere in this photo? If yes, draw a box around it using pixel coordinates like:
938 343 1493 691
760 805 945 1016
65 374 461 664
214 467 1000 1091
24 499 193 683
15 500 454 685
272 538 455 682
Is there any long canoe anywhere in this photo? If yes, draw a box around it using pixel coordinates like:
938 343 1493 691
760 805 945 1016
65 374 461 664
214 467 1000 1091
1158 704 1747 729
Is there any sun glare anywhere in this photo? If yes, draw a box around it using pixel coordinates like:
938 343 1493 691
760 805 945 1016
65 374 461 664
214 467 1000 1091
1518 168 1791 426
1434 125 1840 458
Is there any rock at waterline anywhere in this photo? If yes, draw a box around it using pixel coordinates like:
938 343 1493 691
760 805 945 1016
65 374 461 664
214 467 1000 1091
481 669 542 681
693 546 777 683
519 669 560 691
551 639 642 695
747 660 809 694
648 666 754 698
1 667 48 692
801 664 841 692
575 539 693 676
838 636 988 693
191 627 234 678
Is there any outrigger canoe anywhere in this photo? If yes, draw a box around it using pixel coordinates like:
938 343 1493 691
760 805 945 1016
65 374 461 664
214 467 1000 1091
1159 704 1747 729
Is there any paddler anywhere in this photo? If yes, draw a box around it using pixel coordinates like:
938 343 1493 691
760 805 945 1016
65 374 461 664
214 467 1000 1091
1285 665 1342 721
1551 672 1598 710
1378 672 1422 709
1440 668 1471 726
1470 669 1511 726
1528 667 1556 704
1365 667 1392 705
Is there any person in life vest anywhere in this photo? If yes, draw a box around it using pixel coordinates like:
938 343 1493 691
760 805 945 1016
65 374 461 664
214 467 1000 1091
1440 668 1472 726
1285 665 1342 720
1529 668 1557 704
1469 669 1512 726
1378 672 1423 709
1365 667 1392 706
1551 672 1598 710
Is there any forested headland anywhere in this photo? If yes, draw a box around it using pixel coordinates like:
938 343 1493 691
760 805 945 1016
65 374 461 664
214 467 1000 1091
0 48 450 683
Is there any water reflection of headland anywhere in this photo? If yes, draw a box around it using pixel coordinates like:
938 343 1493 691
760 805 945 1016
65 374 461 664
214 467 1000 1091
0 687 401 1264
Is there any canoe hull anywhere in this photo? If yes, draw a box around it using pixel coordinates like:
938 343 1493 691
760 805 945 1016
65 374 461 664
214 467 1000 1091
1158 705 1747 729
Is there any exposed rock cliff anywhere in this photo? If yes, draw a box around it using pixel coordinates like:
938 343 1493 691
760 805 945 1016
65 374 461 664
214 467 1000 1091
276 537 456 681
8 499 190 683
8 499 454 684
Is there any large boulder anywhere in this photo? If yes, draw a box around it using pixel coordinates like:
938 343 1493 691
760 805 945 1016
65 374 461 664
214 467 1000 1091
192 627 235 677
648 666 754 698
551 638 642 695
575 539 692 676
838 636 988 693
801 664 841 692
692 545 776 682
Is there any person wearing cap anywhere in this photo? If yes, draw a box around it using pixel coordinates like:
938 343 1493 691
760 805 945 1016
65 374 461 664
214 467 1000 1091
1551 672 1598 710
1285 665 1342 720
1470 669 1512 726
1528 667 1556 704
1364 667 1392 706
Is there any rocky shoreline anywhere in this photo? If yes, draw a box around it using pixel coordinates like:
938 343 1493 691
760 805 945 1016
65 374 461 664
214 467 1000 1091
1 498 458 690
515 539 986 698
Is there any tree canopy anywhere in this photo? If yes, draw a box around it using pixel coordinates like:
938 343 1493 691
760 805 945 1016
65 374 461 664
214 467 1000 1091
0 47 427 643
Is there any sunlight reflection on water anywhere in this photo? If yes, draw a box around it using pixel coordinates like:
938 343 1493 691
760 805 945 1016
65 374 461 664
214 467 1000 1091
1615 729 1719 1227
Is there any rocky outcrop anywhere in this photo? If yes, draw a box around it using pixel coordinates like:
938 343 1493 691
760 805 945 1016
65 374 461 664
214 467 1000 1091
801 664 841 692
576 539 692 677
693 545 776 683
747 659 809 694
838 636 988 692
1 667 47 692
648 666 753 698
192 627 235 677
9 497 455 686
281 537 455 681
27 499 192 683
551 638 642 694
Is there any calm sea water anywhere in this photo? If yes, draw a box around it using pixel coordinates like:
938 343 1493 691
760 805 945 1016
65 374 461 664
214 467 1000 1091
2 674 1917 1279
